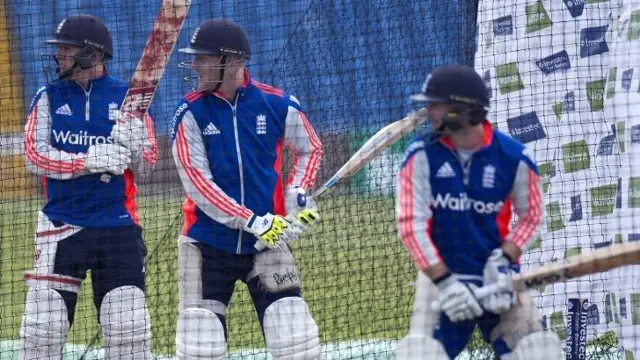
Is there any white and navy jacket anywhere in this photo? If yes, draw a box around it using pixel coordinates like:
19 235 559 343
24 75 157 227
396 121 543 278
171 71 323 254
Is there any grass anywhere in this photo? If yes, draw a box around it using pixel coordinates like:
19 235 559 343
0 192 417 356
0 193 626 359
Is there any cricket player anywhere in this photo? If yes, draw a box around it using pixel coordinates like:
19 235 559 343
394 64 563 360
20 14 157 360
170 18 323 359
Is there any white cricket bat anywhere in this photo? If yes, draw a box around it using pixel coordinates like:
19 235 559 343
101 0 190 183
474 241 640 299
255 107 429 250
119 0 191 120
513 241 640 291
311 107 428 199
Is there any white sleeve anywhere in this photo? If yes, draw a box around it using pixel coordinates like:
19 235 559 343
396 147 442 272
504 160 544 250
23 91 87 180
283 107 323 190
130 113 158 181
172 110 254 229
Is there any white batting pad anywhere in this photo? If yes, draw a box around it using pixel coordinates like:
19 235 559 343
176 307 227 360
100 286 152 360
18 287 70 360
263 297 320 360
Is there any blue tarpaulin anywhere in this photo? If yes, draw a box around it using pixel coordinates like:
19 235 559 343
9 0 476 135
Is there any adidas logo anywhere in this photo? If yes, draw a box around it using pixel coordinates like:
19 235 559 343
436 162 455 178
203 122 221 135
55 104 73 116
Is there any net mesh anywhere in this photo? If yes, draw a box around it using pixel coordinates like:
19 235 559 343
475 0 640 359
0 0 637 359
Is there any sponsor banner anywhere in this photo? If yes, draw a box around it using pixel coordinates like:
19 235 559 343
566 298 588 360
476 0 640 358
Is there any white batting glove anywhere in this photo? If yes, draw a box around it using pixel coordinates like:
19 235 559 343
83 144 132 175
244 213 299 249
284 186 320 231
111 111 145 153
477 249 519 314
433 273 484 323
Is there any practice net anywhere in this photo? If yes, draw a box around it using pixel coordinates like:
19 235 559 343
0 0 637 359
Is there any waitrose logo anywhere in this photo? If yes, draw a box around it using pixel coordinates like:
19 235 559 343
586 79 605 111
550 311 567 340
52 130 114 146
629 10 640 41
496 62 525 94
526 0 553 34
538 161 556 194
629 177 640 208
562 140 591 173
546 201 565 232
606 67 617 99
591 184 617 217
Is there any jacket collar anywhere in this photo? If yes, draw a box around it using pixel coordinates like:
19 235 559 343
86 73 110 87
212 69 251 99
60 73 110 91
439 120 493 150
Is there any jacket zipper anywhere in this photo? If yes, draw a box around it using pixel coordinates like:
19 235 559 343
83 84 93 122
220 94 245 254
447 148 473 186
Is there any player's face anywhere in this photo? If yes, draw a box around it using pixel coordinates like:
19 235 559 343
427 103 451 131
191 55 244 91
55 45 81 73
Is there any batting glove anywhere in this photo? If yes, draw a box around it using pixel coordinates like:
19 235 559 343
477 248 519 314
83 144 131 175
284 186 320 231
111 111 145 153
433 273 484 323
244 213 297 249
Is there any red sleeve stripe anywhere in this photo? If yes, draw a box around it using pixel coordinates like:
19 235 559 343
24 105 84 173
511 168 543 248
398 156 433 271
143 153 156 164
143 113 158 164
252 80 285 97
298 111 323 189
175 122 252 220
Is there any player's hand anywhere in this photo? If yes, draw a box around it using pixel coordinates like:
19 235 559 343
285 186 320 226
244 213 296 249
83 144 131 175
286 208 320 234
111 111 145 153
284 186 320 238
433 273 483 322
478 248 519 314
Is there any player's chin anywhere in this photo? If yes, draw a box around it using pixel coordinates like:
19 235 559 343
198 79 222 91
58 64 74 74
